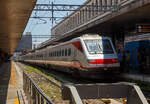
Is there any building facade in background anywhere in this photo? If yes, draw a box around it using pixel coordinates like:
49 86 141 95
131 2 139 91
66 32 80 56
16 32 32 52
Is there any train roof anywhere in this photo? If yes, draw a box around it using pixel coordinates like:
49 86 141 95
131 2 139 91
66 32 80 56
45 34 111 49
79 34 110 40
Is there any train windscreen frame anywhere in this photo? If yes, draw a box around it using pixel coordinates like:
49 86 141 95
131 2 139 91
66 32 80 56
84 39 114 54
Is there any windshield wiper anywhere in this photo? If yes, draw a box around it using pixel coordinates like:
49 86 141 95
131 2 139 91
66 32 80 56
90 51 102 54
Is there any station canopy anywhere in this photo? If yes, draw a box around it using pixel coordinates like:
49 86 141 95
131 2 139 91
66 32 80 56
0 0 37 55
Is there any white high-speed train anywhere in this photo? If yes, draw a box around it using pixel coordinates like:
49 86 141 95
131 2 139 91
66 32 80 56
20 34 120 78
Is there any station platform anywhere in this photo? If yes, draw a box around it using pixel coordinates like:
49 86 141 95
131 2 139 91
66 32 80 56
122 73 150 83
0 62 27 104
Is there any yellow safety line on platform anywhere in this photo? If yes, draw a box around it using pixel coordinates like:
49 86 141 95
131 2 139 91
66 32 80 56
10 62 18 88
15 98 19 104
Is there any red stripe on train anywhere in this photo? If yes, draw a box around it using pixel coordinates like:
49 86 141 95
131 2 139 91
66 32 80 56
72 41 83 53
88 59 119 64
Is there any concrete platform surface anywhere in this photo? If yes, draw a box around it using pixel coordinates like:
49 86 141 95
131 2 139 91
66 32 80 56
0 62 27 104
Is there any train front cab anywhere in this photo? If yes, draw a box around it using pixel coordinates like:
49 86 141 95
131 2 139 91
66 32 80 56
79 36 120 78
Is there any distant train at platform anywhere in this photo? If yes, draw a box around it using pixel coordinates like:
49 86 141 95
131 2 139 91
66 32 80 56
125 33 150 73
19 34 120 78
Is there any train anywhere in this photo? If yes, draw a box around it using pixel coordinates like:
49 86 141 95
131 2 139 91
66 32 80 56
125 33 150 73
19 34 120 78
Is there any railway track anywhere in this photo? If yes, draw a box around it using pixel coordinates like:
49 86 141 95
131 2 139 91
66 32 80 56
16 62 128 104
19 62 123 83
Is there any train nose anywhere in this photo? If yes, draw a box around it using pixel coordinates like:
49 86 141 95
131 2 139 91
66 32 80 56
88 59 119 64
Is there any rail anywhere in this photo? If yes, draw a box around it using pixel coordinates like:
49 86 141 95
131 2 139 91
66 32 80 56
62 82 149 104
23 72 53 104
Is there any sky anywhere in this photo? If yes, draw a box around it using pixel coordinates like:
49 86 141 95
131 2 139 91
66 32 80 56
24 0 87 46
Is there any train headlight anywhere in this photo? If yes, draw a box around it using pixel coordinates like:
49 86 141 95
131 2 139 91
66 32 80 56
112 59 119 63
87 59 93 62
87 59 96 64
114 58 119 61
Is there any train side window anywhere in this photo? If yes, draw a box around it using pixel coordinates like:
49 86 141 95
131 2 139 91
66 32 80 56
57 51 59 56
53 52 54 56
54 51 56 56
59 50 61 56
58 51 60 56
52 52 54 56
56 51 58 56
52 52 53 57
65 49 68 56
62 49 64 56
68 48 71 56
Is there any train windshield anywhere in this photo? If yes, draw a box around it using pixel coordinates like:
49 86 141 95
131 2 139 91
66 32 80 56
84 39 114 54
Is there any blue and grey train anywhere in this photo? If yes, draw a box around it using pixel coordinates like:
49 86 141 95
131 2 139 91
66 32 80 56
125 33 150 72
